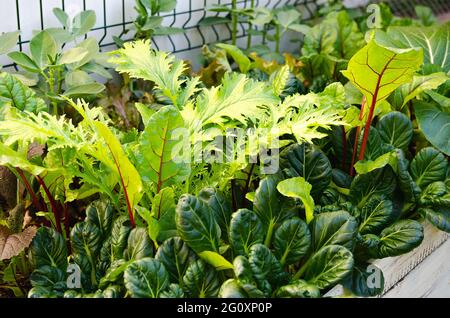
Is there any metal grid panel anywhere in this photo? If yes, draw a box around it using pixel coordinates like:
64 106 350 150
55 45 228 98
1 0 449 69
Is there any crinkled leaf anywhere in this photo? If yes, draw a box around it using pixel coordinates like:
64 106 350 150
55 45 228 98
410 147 447 189
175 194 221 254
377 111 413 150
309 211 357 252
273 218 311 266
377 220 424 258
30 227 67 270
303 244 354 289
155 237 197 284
182 259 220 298
229 209 264 256
124 258 169 298
280 143 332 199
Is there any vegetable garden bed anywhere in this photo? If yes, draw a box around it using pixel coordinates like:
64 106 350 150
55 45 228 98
0 0 449 299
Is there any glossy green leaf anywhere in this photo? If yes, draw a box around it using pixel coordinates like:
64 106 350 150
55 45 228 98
252 175 283 229
182 259 220 298
29 227 67 270
249 244 287 290
410 147 447 189
124 227 153 261
155 237 197 284
275 280 320 298
198 251 233 270
110 216 132 261
350 167 396 208
150 187 177 241
345 263 384 297
280 143 332 198
124 258 169 298
86 200 114 240
303 245 354 289
160 283 184 298
377 111 413 150
309 211 357 252
229 209 264 256
70 221 102 284
273 218 311 266
199 188 232 239
420 207 450 233
218 279 247 298
377 220 424 258
358 196 394 235
30 265 66 292
175 194 221 254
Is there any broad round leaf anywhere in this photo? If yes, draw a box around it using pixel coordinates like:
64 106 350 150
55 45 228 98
124 258 169 298
377 111 413 150
182 259 220 298
275 280 320 298
280 143 332 198
175 194 221 254
29 227 67 270
230 209 264 256
273 218 311 266
303 245 354 289
410 147 447 189
309 211 357 252
155 237 197 284
359 196 394 235
377 220 424 258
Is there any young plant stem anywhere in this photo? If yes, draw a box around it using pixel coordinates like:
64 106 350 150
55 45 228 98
15 168 44 212
264 219 275 247
35 176 63 234
231 0 238 45
246 0 255 49
349 96 366 176
292 257 310 280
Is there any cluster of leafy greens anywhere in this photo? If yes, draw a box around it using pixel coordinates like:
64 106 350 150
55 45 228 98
0 1 448 299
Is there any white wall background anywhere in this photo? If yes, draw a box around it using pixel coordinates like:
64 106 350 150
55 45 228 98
0 0 327 69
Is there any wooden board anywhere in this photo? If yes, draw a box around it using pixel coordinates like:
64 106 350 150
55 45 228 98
383 239 450 298
324 221 449 297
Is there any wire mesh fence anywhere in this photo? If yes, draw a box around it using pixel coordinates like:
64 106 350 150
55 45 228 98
1 0 449 69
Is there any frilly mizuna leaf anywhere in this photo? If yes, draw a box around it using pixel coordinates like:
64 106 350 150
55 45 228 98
109 40 186 106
